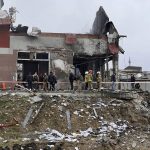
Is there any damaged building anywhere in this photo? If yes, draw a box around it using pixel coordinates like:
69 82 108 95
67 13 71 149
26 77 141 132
0 6 125 84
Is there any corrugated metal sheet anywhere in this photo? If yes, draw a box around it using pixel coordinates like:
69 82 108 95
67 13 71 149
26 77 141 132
108 43 119 54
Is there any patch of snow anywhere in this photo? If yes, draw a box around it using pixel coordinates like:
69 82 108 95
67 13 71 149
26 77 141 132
61 102 67 106
65 135 78 142
80 127 93 137
75 147 79 150
39 129 65 142
98 120 128 137
3 140 8 143
22 138 30 142
10 93 16 96
73 111 79 115
38 120 129 142
30 95 42 103
34 139 39 142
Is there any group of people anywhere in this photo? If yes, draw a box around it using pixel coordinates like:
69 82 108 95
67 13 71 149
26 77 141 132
25 70 140 92
69 70 102 91
26 71 57 91
111 73 140 90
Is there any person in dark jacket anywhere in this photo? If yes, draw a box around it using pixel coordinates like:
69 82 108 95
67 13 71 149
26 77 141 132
33 72 39 90
111 73 116 91
39 73 44 90
131 74 135 89
48 71 57 91
69 71 75 90
27 72 33 90
43 73 48 92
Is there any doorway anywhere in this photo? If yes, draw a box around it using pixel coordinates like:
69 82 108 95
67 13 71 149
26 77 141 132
17 60 48 81
17 51 49 81
73 55 102 78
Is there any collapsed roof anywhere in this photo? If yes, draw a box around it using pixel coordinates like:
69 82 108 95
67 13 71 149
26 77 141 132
92 6 119 36
92 6 109 36
92 6 125 54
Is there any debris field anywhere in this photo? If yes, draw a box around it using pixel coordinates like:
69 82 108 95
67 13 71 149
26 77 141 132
0 91 150 150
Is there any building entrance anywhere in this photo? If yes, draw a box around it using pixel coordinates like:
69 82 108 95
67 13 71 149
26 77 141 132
17 51 49 81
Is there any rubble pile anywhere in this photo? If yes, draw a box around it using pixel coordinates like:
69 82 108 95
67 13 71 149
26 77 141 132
0 92 149 149
39 119 129 142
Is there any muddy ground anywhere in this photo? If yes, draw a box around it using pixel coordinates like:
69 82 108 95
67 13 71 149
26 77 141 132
0 91 150 150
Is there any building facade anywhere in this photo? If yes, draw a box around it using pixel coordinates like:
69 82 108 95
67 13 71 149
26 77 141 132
0 6 124 85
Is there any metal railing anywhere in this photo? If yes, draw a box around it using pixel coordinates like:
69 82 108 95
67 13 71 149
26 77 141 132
100 81 150 92
0 81 150 92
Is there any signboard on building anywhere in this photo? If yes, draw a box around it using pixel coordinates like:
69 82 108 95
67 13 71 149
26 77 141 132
65 34 77 44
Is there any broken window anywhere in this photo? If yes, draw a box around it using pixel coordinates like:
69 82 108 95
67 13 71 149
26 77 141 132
18 52 30 59
36 53 48 59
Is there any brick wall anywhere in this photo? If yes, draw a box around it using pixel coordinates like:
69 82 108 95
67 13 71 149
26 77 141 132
0 25 10 48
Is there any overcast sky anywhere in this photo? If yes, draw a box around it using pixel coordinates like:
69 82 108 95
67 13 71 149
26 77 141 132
3 0 150 71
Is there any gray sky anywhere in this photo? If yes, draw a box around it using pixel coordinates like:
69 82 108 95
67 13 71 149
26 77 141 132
3 0 150 71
